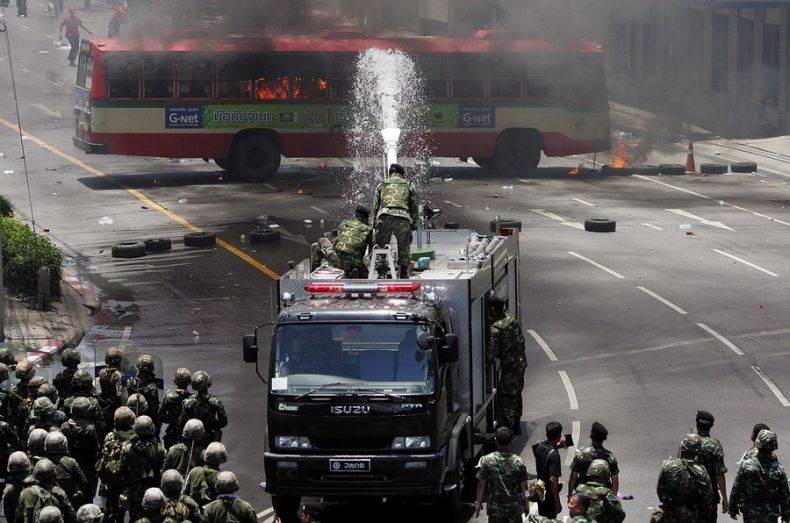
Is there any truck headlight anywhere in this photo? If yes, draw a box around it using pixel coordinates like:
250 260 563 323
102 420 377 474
392 436 431 449
275 436 312 449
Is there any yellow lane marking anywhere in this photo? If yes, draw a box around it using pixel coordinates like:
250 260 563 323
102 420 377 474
0 117 280 280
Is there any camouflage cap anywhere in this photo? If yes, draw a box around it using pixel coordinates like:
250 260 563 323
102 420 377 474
33 396 56 417
680 433 701 454
174 367 191 387
756 429 778 451
75 504 103 522
14 360 35 380
37 506 62 523
37 383 59 403
7 451 31 473
587 459 611 479
127 393 149 414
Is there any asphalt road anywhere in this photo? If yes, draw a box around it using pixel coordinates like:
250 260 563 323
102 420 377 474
3 5 790 522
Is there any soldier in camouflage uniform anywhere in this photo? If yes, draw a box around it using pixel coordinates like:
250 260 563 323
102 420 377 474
311 207 373 278
652 433 715 523
569 421 620 496
38 384 60 408
694 410 728 520
24 397 66 436
98 348 126 430
487 296 527 435
44 431 88 509
16 458 77 523
158 368 192 449
728 430 790 522
203 471 256 523
63 370 106 441
184 442 226 507
739 422 770 465
474 427 528 523
527 493 595 523
2 364 26 441
53 349 80 409
97 407 136 523
4 451 34 523
373 164 419 278
60 397 101 500
178 371 226 443
573 459 625 522
26 429 48 467
119 416 165 522
126 356 161 437
12 361 36 402
162 419 206 477
160 469 204 523
135 487 166 523
0 388 21 487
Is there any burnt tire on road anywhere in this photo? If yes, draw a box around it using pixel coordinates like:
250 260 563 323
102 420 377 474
700 163 728 175
184 232 216 248
249 228 281 243
143 238 172 252
584 218 616 233
658 163 686 176
631 165 660 176
601 165 632 176
111 241 147 259
731 161 758 173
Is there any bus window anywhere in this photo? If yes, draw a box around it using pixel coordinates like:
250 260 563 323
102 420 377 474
217 56 251 99
290 55 328 100
420 56 448 99
252 56 289 100
108 55 141 99
330 54 354 100
490 58 522 99
143 57 174 99
451 56 485 99
179 58 213 99
77 54 93 90
559 60 607 111
525 62 555 100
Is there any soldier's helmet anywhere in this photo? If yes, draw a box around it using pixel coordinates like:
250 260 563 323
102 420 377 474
114 406 136 430
0 348 16 368
680 433 702 455
44 431 70 455
174 367 192 388
33 458 57 483
215 470 240 494
0 363 9 383
71 369 93 388
7 451 31 473
60 348 81 368
191 370 211 391
354 206 371 221
160 469 184 496
134 415 155 436
136 355 155 374
15 360 35 380
141 487 166 511
28 428 48 454
182 418 205 440
756 429 778 451
75 504 103 522
37 506 63 523
38 383 59 404
587 459 611 480
127 393 148 414
28 376 48 395
105 347 122 366
33 396 56 418
72 396 93 418
204 441 227 465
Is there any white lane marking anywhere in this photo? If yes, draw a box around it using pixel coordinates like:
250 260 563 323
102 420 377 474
713 249 779 277
572 197 595 207
558 371 579 410
642 223 663 230
21 25 30 30
752 212 790 227
122 326 132 340
697 323 745 356
665 209 734 231
309 205 328 215
637 287 688 315
263 183 277 191
634 174 712 199
518 178 530 184
568 251 625 279
21 68 31 73
531 209 583 230
752 366 790 407
257 507 275 519
443 199 463 208
527 329 558 362
261 516 275 523
565 420 582 466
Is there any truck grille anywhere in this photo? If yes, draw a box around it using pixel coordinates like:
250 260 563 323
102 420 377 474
312 437 391 451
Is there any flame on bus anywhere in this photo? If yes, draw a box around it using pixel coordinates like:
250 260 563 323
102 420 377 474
244 76 328 100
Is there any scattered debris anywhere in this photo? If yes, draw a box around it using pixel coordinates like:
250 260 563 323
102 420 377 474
177 197 187 204
2 170 13 175
97 216 113 225
678 224 691 230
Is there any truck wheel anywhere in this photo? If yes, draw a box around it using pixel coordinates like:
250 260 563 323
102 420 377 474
584 218 616 232
441 456 465 520
473 157 493 170
184 232 216 247
213 158 230 170
493 130 540 176
231 134 281 182
111 241 146 259
272 495 301 523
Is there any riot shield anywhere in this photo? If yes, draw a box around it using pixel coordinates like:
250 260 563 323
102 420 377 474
122 350 165 392
0 341 28 390
94 339 140 388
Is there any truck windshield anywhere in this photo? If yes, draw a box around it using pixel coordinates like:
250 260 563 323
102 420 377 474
272 323 435 395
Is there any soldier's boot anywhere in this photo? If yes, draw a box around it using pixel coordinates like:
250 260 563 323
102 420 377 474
399 265 410 279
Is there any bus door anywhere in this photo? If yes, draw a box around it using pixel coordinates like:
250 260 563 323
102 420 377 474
74 41 93 143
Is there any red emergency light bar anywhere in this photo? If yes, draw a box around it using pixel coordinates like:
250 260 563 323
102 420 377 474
304 282 421 294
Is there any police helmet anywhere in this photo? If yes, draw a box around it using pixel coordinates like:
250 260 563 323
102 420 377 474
33 458 57 483
60 348 81 368
136 355 155 374
0 348 16 368
33 397 56 418
756 429 778 452
680 433 701 455
141 487 166 511
174 367 191 388
215 471 239 494
203 442 227 465
71 369 93 388
7 451 31 473
127 393 148 415
37 506 63 523
72 396 93 418
14 360 35 380
114 406 136 430
28 428 48 454
75 504 103 523
181 418 205 440
190 370 211 391
388 163 405 175
134 415 155 436
105 347 122 366
160 469 184 496
586 459 611 480
37 383 59 404
44 430 70 456
0 363 9 383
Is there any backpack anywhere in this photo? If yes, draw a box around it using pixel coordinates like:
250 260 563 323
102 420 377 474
98 368 121 399
32 486 56 523
162 498 190 521
220 498 246 523
96 434 126 486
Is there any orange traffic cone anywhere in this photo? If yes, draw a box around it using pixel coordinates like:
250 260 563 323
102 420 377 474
685 141 696 174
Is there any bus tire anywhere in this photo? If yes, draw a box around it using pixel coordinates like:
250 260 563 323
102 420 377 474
493 129 541 176
584 218 616 232
144 238 172 252
731 161 757 173
473 157 493 170
111 241 147 259
231 134 281 182
700 163 727 175
658 163 686 176
184 232 216 248
272 495 301 523
213 158 230 170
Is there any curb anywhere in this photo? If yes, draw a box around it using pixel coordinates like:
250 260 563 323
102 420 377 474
62 268 100 314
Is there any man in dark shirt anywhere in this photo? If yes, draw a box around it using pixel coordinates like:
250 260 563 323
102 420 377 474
534 421 565 518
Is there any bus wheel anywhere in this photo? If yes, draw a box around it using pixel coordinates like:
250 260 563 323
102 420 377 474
213 158 230 170
472 157 493 170
271 495 302 523
493 130 541 176
231 134 282 182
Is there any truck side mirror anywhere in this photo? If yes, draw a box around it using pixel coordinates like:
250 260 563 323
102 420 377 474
417 332 435 350
443 334 459 362
242 334 259 363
